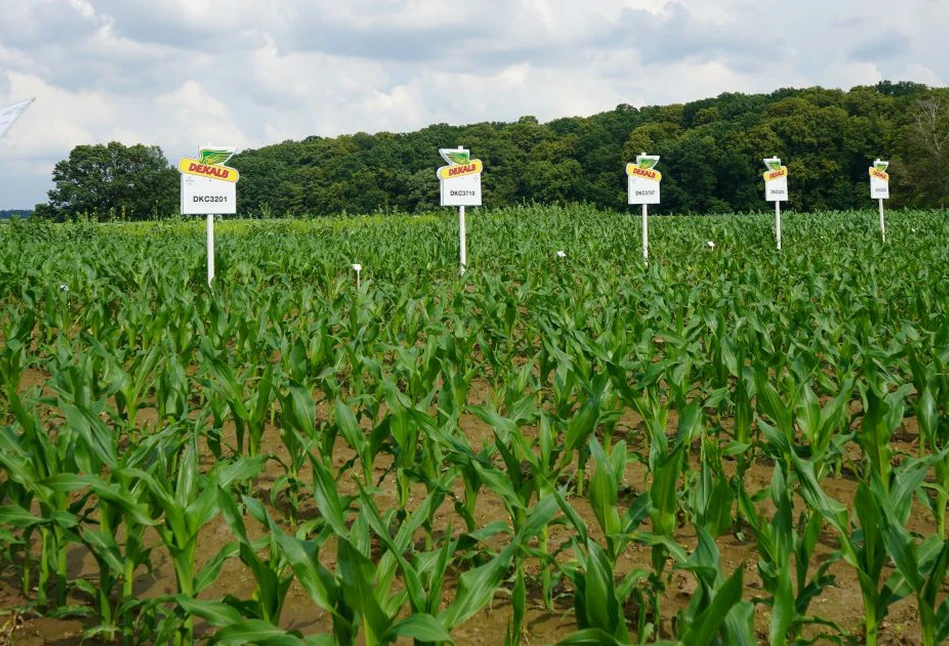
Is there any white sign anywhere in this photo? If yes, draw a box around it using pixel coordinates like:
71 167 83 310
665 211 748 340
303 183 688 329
438 148 482 207
763 157 788 202
178 146 239 215
441 174 481 207
181 175 236 215
0 99 34 141
870 160 890 200
627 154 662 205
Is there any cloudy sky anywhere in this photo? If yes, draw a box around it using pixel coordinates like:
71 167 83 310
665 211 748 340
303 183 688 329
0 0 945 208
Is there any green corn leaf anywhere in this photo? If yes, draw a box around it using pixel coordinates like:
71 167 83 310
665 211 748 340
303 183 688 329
272 532 343 620
682 565 744 646
557 628 628 645
0 504 46 528
383 614 454 643
176 596 244 627
440 543 516 628
588 438 621 539
80 528 124 574
337 538 389 643
195 542 240 594
210 619 306 645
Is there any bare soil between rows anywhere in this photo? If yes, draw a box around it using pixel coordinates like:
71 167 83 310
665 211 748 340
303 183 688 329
0 371 940 645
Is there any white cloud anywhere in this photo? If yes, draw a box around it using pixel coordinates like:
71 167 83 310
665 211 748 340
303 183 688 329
0 0 945 207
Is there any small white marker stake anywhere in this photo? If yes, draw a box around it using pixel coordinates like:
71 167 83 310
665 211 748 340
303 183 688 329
207 214 215 286
352 263 362 289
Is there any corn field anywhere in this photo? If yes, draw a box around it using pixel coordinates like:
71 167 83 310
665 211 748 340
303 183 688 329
2 206 949 645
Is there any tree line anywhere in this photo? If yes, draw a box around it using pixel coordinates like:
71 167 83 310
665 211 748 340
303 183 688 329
0 210 32 219
33 81 949 220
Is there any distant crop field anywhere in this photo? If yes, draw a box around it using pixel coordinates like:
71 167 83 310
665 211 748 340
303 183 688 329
1 206 948 645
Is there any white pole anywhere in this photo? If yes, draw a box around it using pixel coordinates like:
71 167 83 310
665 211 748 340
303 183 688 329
206 213 215 286
775 201 782 251
642 204 648 263
459 205 467 275
879 198 886 242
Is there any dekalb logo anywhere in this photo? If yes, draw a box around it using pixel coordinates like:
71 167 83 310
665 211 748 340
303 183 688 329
626 155 662 182
870 160 890 182
437 148 483 180
763 157 788 181
437 159 483 180
178 146 240 183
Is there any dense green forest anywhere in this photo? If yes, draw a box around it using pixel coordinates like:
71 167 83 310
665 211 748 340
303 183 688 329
35 81 949 220
0 210 31 219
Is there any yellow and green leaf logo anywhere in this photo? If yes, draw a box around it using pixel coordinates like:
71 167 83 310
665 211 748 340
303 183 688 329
763 157 788 181
627 154 662 181
437 148 483 179
179 146 240 183
870 159 890 181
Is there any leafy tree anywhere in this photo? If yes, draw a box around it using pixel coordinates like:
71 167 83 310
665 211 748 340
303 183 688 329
900 94 949 207
36 142 177 221
31 82 949 218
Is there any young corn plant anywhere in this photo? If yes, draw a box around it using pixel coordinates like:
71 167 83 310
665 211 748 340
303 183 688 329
643 400 701 628
216 491 296 626
555 477 658 644
854 371 911 492
791 450 919 646
876 482 949 646
737 437 842 645
0 389 85 610
67 425 185 643
273 385 320 525
202 347 275 459
127 428 265 645
668 529 756 646
908 350 949 536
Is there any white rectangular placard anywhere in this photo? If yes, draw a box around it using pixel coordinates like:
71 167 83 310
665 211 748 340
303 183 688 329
628 175 661 205
765 175 788 202
181 175 236 215
438 148 483 207
627 155 662 205
440 174 482 206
